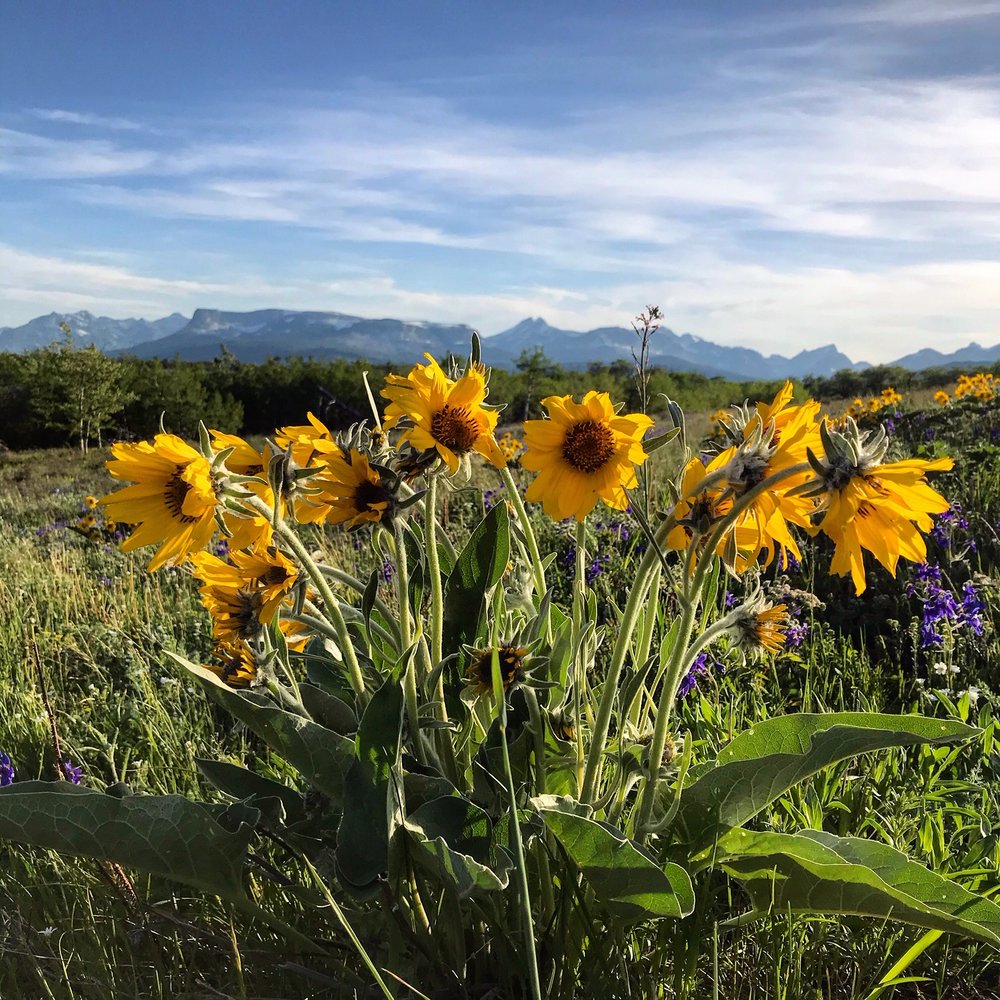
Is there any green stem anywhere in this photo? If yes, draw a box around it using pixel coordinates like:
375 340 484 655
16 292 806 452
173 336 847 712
572 518 588 793
250 497 366 697
579 469 732 805
523 687 556 920
500 465 546 597
403 653 429 765
632 597 698 839
301 855 396 1000
316 563 401 645
632 462 814 839
425 476 444 666
580 538 660 804
492 649 543 1000
393 519 413 650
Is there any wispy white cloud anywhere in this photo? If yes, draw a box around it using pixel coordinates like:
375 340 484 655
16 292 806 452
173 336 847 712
4 5 1000 361
27 108 147 131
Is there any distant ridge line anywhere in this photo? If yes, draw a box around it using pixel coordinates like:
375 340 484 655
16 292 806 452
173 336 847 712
1 307 997 378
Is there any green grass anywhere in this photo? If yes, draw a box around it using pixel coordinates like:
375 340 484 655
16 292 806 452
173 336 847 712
0 396 999 998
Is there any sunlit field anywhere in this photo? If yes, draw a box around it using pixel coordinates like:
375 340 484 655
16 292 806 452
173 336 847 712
2 363 1000 1000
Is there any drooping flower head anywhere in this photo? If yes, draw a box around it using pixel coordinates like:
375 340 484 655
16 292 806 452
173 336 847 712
101 434 220 570
189 555 270 645
301 448 395 528
381 355 506 474
806 418 953 594
710 382 822 571
207 642 258 688
731 601 791 657
465 644 528 697
521 391 653 521
666 454 735 555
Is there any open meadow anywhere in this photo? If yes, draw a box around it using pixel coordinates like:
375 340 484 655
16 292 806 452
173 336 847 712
1 368 1000 999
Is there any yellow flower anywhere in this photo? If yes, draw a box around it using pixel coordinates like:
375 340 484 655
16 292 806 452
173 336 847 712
811 420 953 594
275 412 336 468
85 495 99 509
521 392 653 521
231 544 299 615
675 383 820 572
307 448 394 527
733 603 791 656
934 390 950 406
212 431 279 550
725 383 822 570
101 434 219 571
381 355 505 474
206 642 257 688
278 617 311 653
666 455 735 553
498 431 524 463
190 552 271 644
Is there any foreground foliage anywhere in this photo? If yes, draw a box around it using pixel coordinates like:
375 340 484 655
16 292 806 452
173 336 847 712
1 349 999 998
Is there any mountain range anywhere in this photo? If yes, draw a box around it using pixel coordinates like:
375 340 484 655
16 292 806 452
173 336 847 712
1 308 997 380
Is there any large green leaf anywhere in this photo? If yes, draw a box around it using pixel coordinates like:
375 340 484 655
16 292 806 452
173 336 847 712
0 781 255 900
196 758 306 826
405 795 510 897
673 713 977 850
535 796 694 920
442 502 510 657
720 828 1000 947
336 679 404 890
169 653 354 802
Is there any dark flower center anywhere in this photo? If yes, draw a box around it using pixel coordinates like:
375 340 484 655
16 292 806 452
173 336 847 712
353 478 393 516
431 405 480 454
562 420 616 474
231 589 265 639
259 565 291 588
471 644 526 694
164 470 198 523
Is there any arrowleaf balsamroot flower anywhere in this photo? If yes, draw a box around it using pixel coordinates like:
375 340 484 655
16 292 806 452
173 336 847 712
465 644 529 697
190 555 268 644
714 382 821 571
809 418 953 594
306 448 395 528
207 642 258 688
381 355 506 474
275 412 337 468
731 602 792 657
666 455 734 553
101 434 219 570
521 391 653 521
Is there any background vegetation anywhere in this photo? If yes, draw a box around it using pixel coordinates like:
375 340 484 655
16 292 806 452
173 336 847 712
2 334 996 450
1 377 999 997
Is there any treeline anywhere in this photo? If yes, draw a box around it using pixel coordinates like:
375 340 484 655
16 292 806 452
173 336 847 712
803 362 1000 400
0 335 990 451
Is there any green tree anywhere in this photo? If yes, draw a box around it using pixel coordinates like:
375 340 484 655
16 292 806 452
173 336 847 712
26 325 137 452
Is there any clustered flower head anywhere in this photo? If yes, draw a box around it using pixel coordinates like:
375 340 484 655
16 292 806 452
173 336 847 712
843 387 903 422
907 563 985 649
954 372 996 402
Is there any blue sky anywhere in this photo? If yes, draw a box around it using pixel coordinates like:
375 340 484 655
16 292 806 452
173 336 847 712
1 0 999 362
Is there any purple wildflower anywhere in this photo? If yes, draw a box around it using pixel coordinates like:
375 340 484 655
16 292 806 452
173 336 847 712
62 761 83 785
677 653 717 699
0 753 13 786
